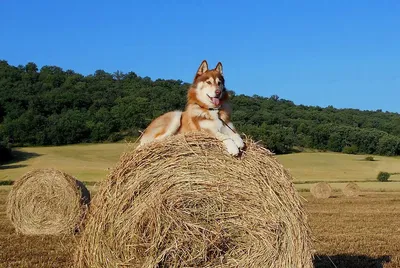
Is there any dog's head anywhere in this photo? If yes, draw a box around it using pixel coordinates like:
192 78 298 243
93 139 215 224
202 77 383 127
188 60 227 109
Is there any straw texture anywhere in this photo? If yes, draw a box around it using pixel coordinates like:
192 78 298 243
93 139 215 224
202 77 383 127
342 182 361 197
310 182 332 199
74 132 313 268
7 168 90 235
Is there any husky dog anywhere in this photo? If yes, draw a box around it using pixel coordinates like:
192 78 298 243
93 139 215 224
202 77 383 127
139 60 244 156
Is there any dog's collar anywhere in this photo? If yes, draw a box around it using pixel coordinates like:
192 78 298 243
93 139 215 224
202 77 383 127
193 102 222 111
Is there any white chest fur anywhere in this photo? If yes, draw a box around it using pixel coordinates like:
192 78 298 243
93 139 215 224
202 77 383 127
199 110 223 133
208 110 219 120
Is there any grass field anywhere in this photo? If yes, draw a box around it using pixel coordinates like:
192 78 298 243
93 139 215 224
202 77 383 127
278 152 400 182
1 143 400 267
0 143 134 182
1 144 399 192
1 188 399 267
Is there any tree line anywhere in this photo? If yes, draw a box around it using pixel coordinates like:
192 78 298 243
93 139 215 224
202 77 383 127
0 60 399 161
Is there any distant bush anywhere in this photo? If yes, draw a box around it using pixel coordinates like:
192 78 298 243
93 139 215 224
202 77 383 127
377 172 391 182
364 156 375 161
342 145 358 155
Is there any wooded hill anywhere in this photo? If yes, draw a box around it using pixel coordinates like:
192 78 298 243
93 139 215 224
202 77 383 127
1 60 399 161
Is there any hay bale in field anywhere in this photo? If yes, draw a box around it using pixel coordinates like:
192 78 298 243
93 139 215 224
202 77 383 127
6 168 90 235
310 182 332 199
74 132 313 268
342 182 361 197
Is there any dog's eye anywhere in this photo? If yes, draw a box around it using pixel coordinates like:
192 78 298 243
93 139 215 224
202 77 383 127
217 81 221 86
206 81 212 85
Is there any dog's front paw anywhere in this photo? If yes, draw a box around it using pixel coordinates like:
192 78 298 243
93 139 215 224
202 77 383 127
232 134 245 149
223 139 240 156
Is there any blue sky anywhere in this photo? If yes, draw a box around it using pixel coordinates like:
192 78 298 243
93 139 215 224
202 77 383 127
1 0 399 112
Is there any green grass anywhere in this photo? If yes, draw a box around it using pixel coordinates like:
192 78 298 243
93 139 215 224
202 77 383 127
0 142 134 182
277 152 400 182
1 143 400 192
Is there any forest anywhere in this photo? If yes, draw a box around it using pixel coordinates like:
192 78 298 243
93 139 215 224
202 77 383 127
1 60 400 162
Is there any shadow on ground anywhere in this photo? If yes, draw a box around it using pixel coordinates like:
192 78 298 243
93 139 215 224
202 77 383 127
314 254 391 268
10 150 41 162
0 150 41 170
0 164 28 170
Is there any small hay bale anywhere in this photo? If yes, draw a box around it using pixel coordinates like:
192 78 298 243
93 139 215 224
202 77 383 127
7 168 90 235
74 132 313 268
310 182 332 199
342 182 361 197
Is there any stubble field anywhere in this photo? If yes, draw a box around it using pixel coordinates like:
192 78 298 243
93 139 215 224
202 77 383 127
1 143 400 267
1 189 399 267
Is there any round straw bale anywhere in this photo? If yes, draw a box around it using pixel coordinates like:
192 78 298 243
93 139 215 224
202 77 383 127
342 182 361 197
310 182 332 199
7 168 90 235
74 132 313 268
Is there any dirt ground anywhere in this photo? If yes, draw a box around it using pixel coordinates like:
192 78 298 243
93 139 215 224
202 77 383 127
0 188 399 268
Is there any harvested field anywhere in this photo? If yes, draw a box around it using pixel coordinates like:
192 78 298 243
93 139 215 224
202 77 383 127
0 188 399 267
307 192 400 268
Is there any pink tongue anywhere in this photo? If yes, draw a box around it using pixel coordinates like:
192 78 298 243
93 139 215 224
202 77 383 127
212 97 220 106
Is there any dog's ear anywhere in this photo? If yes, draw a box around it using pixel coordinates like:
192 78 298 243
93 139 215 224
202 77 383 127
196 60 208 76
215 62 223 75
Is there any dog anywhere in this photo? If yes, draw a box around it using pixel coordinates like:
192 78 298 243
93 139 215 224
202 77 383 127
139 60 245 156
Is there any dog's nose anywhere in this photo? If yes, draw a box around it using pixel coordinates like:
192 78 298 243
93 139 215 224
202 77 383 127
215 89 221 96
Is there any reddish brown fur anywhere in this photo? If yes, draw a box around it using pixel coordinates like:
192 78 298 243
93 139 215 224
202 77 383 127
186 69 227 108
139 60 235 146
193 69 225 86
177 68 231 134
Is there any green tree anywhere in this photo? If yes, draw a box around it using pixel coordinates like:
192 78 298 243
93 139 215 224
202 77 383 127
0 59 400 156
377 135 400 156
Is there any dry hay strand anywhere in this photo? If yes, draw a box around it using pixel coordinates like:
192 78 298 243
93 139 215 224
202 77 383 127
310 182 332 199
342 182 361 197
7 168 90 235
74 132 313 268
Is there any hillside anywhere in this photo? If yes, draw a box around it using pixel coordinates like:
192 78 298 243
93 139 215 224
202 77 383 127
1 60 400 156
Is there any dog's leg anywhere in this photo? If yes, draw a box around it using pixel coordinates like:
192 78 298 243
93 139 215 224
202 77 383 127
221 121 245 150
197 110 242 156
199 120 239 156
214 131 240 156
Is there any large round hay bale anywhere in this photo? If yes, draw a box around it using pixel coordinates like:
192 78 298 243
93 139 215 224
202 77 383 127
342 182 361 197
74 132 313 268
7 168 90 235
310 182 332 199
